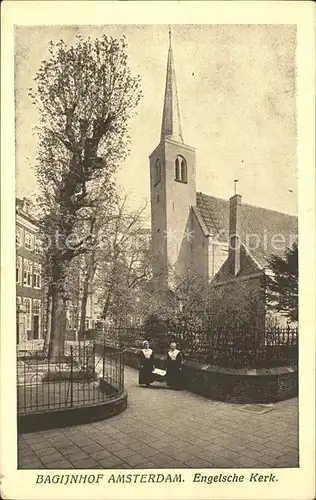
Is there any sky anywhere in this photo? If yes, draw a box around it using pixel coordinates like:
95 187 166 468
15 24 297 217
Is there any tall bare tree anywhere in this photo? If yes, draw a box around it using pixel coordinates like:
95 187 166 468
93 196 152 327
31 35 142 356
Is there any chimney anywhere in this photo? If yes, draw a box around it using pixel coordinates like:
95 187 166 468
229 193 242 276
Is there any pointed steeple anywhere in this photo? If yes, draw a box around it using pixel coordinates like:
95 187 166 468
160 27 184 144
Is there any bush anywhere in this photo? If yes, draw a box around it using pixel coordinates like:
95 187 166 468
143 314 168 337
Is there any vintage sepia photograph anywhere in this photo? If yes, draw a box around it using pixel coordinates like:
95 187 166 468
14 22 300 473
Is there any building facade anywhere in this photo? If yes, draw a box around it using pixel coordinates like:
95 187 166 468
150 32 298 325
16 197 107 341
150 32 233 291
16 197 43 342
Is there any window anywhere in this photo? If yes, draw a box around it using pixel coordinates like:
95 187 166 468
16 296 22 311
23 298 32 330
24 231 34 251
157 194 160 203
16 226 22 247
16 256 22 285
23 259 33 287
35 237 42 255
180 158 187 182
33 263 41 289
278 289 291 309
175 155 187 183
175 158 180 181
154 159 161 185
33 299 41 315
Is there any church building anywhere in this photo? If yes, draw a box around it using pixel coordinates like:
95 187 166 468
149 31 298 325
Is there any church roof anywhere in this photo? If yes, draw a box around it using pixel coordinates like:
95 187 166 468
160 28 183 144
196 191 298 269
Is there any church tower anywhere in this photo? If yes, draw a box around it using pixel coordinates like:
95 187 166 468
149 28 196 290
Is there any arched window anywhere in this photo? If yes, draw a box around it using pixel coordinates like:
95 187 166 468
180 159 187 182
175 155 187 183
154 159 161 185
175 158 180 181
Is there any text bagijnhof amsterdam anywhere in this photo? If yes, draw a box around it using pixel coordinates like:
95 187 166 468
36 473 184 484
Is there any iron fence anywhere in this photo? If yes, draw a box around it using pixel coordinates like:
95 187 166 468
165 326 298 368
95 325 298 369
17 340 124 415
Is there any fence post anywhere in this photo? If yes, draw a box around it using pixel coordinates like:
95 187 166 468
70 345 73 408
121 350 124 391
83 336 86 367
35 352 39 412
244 330 247 368
103 337 105 380
93 340 96 380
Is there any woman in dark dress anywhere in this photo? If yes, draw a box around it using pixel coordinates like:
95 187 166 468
138 341 155 387
166 342 183 390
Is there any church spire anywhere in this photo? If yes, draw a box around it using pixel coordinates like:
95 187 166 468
160 26 184 144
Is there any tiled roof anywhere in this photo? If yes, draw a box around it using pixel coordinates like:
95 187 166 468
196 192 298 269
213 243 261 281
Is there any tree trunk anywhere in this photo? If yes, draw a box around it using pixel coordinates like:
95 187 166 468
44 293 52 350
48 286 66 358
79 273 90 336
101 290 112 323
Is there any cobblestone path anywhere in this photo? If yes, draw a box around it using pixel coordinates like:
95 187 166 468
19 365 299 469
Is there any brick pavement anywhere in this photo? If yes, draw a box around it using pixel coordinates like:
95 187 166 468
18 365 299 469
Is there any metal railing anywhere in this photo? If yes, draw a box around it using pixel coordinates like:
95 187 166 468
165 327 298 368
93 325 298 369
17 340 124 415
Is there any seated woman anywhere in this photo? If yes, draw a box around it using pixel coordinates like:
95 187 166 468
138 340 155 387
166 342 183 390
